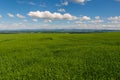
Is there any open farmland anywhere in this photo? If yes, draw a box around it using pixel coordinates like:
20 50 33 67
0 32 120 80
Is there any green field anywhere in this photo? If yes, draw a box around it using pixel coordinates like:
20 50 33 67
0 32 120 80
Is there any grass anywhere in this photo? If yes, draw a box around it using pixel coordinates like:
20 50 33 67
0 32 120 80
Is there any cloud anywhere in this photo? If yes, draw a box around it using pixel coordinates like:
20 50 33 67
75 21 85 24
16 14 25 19
23 19 28 22
108 16 120 21
44 20 52 23
95 16 100 19
70 0 91 4
75 16 104 24
32 19 38 22
90 20 104 23
7 13 15 18
56 1 68 7
8 13 25 19
74 16 120 30
81 16 91 21
28 11 77 20
29 2 36 6
0 22 27 30
62 1 69 6
91 16 104 23
56 0 90 6
73 0 86 3
58 8 66 12
0 15 2 18
108 16 120 24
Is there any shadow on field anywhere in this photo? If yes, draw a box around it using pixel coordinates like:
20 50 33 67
38 37 53 41
0 39 13 43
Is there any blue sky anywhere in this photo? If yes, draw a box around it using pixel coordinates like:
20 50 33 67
0 0 120 30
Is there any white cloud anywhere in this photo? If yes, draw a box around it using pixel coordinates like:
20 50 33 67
75 16 104 24
75 21 85 24
62 1 68 6
74 16 120 30
90 19 104 23
0 22 27 30
23 19 28 22
108 16 120 21
28 11 77 20
12 22 25 27
29 2 36 5
109 21 120 24
58 8 66 12
56 1 68 7
73 0 85 3
108 16 120 24
32 19 38 22
7 13 15 18
16 14 25 19
95 16 100 19
81 16 91 21
44 19 52 23
89 16 104 23
56 0 90 6
0 15 2 18
71 0 91 4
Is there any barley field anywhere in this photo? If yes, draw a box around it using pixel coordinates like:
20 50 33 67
0 32 120 80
